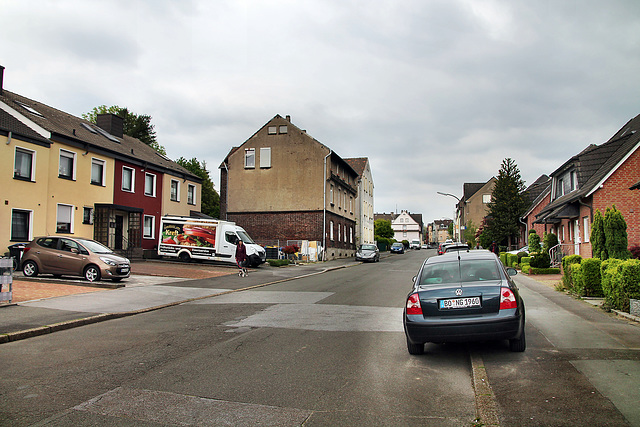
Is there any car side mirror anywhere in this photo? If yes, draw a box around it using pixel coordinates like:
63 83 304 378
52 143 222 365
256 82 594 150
506 267 517 276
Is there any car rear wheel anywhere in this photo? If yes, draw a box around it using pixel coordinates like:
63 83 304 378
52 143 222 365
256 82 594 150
179 252 191 263
84 265 101 282
22 260 39 277
407 338 425 355
509 329 526 352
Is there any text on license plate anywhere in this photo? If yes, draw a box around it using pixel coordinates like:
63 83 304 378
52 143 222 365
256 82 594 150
440 297 481 309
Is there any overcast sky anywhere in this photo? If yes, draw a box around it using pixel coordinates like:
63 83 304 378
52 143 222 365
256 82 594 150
3 0 640 224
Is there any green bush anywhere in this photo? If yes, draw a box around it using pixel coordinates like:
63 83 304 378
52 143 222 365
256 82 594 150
376 237 393 252
601 259 640 312
562 255 582 289
267 259 291 267
520 263 531 274
530 267 561 275
571 263 584 295
499 253 507 265
530 252 550 268
506 253 518 267
521 256 532 264
581 258 603 297
516 251 529 262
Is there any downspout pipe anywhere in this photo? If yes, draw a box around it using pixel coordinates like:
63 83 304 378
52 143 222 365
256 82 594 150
322 150 332 262
222 162 229 221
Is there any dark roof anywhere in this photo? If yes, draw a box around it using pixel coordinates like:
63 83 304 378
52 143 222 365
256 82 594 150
0 89 200 181
522 175 551 217
536 114 640 221
463 183 485 201
344 157 368 177
0 109 50 145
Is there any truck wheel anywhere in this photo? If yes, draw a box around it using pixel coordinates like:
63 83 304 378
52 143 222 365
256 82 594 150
179 252 191 263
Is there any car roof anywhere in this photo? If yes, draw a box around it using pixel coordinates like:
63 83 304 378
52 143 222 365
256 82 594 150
426 249 496 264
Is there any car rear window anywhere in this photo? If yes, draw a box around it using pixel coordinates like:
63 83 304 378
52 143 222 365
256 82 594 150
420 260 500 285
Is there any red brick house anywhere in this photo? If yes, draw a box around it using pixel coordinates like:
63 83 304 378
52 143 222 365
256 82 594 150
520 175 551 243
534 114 640 258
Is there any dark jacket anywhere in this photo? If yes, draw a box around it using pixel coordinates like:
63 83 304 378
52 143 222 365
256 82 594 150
235 243 247 262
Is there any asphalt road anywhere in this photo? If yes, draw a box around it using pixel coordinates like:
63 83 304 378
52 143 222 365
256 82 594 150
0 250 639 426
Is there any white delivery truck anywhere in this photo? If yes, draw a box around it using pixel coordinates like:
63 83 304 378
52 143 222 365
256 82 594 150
157 216 266 267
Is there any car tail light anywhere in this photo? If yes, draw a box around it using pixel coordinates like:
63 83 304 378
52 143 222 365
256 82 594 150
406 293 423 315
499 287 518 310
22 247 31 254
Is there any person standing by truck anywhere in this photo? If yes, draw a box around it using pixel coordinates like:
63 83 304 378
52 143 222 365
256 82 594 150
235 240 248 277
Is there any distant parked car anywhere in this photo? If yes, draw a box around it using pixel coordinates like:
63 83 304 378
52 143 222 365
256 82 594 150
442 243 470 254
390 242 405 254
410 240 421 250
355 244 380 262
421 244 429 250
507 246 529 255
21 236 130 282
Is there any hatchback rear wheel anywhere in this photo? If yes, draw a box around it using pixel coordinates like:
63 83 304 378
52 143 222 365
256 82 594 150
22 260 39 277
84 265 101 282
407 338 424 355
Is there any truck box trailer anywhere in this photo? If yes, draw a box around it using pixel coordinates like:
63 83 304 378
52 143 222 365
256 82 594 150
158 216 266 267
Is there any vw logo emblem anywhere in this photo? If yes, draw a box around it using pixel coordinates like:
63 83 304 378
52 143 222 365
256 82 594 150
455 288 463 296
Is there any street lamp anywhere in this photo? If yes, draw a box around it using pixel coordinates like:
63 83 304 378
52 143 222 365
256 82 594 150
437 192 461 241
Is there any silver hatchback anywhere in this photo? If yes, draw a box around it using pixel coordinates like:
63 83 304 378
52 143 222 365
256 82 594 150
21 236 130 282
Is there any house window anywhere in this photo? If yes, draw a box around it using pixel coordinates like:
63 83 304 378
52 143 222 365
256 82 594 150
268 126 277 135
245 148 255 168
143 215 155 239
279 125 287 134
556 179 564 197
83 207 93 225
338 224 341 242
350 197 353 214
122 166 135 192
91 158 106 186
330 185 334 205
350 227 353 244
14 147 35 181
330 221 334 241
59 150 75 180
170 179 180 202
483 194 491 203
260 147 271 168
11 209 31 241
561 225 565 242
570 171 578 191
187 184 196 205
583 217 590 243
56 204 73 233
145 173 156 197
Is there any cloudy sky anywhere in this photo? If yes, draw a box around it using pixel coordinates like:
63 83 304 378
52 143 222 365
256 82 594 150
3 0 640 223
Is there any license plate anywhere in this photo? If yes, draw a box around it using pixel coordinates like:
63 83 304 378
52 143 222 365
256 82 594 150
119 267 130 274
440 297 481 309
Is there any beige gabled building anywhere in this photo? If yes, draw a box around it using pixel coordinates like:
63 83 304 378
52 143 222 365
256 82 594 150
220 115 359 260
344 157 374 245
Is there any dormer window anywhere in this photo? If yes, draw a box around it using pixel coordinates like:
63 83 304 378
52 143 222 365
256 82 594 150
556 178 564 198
570 170 578 191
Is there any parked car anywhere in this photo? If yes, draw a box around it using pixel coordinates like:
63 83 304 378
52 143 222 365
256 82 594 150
403 250 525 355
410 240 421 250
420 244 429 250
438 242 452 255
390 242 405 254
21 236 131 282
442 242 470 253
355 244 380 262
507 246 529 255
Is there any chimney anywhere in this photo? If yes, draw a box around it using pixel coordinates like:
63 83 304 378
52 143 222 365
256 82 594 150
0 65 5 95
286 115 291 122
96 113 124 138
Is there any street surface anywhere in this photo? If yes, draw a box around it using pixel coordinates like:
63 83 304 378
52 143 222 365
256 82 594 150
1 250 639 426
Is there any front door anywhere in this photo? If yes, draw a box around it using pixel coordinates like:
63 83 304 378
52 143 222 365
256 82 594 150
115 215 124 250
574 220 580 255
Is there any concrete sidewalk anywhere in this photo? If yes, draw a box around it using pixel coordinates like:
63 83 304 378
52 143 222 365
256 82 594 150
0 258 356 343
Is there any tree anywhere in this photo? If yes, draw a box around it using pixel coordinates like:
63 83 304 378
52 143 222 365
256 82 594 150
590 209 606 259
176 157 220 219
604 205 631 260
462 220 478 247
543 232 559 254
447 222 454 238
374 219 394 239
482 158 528 248
83 105 166 155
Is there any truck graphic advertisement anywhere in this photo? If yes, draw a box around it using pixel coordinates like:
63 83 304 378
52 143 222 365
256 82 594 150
159 221 217 257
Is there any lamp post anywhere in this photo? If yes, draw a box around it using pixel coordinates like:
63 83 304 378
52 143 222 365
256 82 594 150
437 192 461 241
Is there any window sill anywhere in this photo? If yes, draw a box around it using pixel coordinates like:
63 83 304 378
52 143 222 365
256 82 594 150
13 176 34 182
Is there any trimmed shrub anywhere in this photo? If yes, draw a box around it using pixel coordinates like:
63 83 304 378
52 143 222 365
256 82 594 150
516 251 529 262
620 259 640 312
570 263 584 295
562 255 582 289
267 259 291 267
529 230 541 253
520 263 531 274
581 258 603 297
530 267 561 275
506 253 518 268
601 259 624 309
499 253 507 265
521 256 532 265
530 252 550 268
601 258 640 312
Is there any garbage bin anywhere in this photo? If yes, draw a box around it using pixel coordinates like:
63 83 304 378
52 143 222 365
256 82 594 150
8 243 26 271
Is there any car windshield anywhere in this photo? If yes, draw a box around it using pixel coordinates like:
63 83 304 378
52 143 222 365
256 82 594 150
392 243 402 247
361 244 377 251
237 231 255 244
420 259 500 285
76 239 113 254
